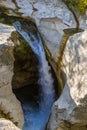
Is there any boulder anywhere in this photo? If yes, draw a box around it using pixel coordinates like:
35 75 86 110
0 23 24 128
0 118 21 130
48 30 87 130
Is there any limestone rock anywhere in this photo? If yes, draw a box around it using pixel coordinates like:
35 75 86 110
0 24 24 128
0 118 21 130
0 1 87 130
0 0 76 61
0 0 16 10
1 0 86 30
15 0 76 61
48 30 87 130
39 18 64 61
79 10 87 29
15 0 76 29
0 1 86 62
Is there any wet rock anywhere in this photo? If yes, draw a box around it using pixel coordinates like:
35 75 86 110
11 31 41 106
0 1 86 63
48 30 87 130
0 0 76 61
0 23 24 128
11 31 39 89
0 1 87 130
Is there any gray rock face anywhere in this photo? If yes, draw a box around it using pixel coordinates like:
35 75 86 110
63 30 87 105
48 30 87 130
0 0 76 62
15 0 76 27
39 18 64 61
0 1 87 130
0 24 24 128
0 0 16 9
0 0 86 61
79 11 87 29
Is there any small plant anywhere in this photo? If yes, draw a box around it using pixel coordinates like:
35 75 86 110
61 0 87 29
62 0 87 15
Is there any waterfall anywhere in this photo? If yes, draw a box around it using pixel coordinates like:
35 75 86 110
13 21 55 130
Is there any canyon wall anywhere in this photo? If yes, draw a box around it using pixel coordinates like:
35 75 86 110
0 0 87 129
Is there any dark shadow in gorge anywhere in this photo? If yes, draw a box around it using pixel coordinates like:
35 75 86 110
11 30 59 130
11 31 58 107
0 12 59 100
11 31 41 107
0 12 60 129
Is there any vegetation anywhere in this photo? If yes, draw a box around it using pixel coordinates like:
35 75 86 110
62 0 87 29
62 0 87 15
75 0 87 14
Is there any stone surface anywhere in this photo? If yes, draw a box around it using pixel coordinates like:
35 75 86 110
48 30 87 130
0 1 87 130
16 0 76 27
0 118 21 130
0 0 76 62
79 10 87 29
0 23 24 128
39 18 64 61
0 1 86 62
0 0 16 10
1 0 87 30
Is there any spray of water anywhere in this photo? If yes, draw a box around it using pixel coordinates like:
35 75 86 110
13 21 55 130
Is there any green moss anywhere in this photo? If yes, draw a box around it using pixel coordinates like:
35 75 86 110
62 0 87 15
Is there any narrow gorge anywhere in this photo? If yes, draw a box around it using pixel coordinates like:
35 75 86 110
0 14 59 130
0 0 87 130
13 20 57 130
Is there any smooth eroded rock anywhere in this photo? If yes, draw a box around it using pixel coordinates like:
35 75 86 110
0 118 21 130
48 30 87 130
0 23 24 128
0 0 76 61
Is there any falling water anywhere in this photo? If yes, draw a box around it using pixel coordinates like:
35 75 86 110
13 21 55 130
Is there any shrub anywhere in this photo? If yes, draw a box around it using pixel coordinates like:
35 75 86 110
62 0 87 14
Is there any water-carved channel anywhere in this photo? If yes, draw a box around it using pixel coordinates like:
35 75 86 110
13 21 56 130
0 13 58 130
0 12 83 130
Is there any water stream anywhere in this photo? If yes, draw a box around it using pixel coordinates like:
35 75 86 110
13 21 55 130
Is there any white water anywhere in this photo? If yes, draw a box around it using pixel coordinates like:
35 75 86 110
13 21 55 130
